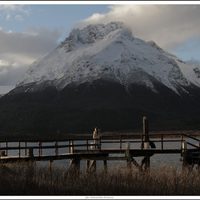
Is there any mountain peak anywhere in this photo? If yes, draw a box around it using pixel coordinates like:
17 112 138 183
60 22 129 49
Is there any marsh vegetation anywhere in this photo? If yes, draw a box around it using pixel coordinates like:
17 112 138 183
0 163 200 195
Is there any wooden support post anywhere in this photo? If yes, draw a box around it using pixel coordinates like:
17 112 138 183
75 159 80 174
49 160 53 172
27 160 36 182
125 142 132 170
69 159 80 175
146 157 150 170
131 157 141 170
103 160 107 173
86 159 97 173
89 160 96 173
141 156 150 172
86 160 90 173
49 160 53 186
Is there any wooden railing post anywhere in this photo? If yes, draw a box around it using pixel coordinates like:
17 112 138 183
40 142 43 156
143 116 149 147
99 137 102 150
141 116 149 149
86 139 89 151
142 116 150 171
181 140 188 170
18 141 21 158
28 148 34 158
120 136 122 150
181 140 187 153
161 135 164 150
69 140 71 153
69 140 74 153
55 141 58 156
39 142 42 156
25 142 27 156
125 142 132 170
6 141 8 156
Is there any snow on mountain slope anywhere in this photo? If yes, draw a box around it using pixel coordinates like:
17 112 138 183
18 22 200 94
177 60 200 88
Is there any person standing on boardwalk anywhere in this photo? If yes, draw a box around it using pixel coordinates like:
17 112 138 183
93 127 101 149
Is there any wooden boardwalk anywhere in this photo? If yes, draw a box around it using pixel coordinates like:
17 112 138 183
0 133 198 170
0 117 200 172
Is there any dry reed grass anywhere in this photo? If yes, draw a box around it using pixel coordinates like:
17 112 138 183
0 163 200 195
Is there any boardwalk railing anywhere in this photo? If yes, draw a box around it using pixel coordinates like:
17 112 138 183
0 132 197 159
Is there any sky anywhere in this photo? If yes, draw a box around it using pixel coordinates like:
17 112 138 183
1 3 200 93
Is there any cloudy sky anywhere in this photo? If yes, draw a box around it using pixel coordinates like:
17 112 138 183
1 3 200 94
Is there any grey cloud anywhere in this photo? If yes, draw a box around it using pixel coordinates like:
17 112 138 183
0 28 61 61
82 5 200 50
0 28 62 89
0 65 26 85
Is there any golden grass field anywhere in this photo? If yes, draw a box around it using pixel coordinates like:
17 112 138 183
0 162 199 195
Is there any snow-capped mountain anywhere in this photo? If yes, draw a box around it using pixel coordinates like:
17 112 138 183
16 22 200 95
2 22 200 134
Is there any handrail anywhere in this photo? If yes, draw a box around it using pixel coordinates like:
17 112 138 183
183 133 200 143
0 138 183 152
187 141 200 149
0 132 194 143
0 133 198 158
0 143 97 151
